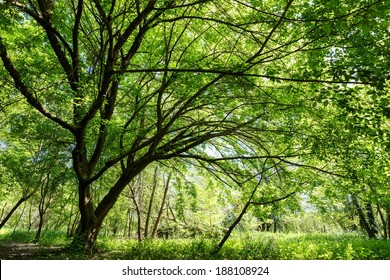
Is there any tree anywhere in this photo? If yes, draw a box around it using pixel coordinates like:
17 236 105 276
1 0 388 250
0 140 46 230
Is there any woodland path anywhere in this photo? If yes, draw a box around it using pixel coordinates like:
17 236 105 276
0 241 63 259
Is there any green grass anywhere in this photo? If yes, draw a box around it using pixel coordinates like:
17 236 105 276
1 229 390 260
0 229 69 246
227 232 390 260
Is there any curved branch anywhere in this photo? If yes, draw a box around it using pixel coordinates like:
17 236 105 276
251 191 296 206
0 38 76 133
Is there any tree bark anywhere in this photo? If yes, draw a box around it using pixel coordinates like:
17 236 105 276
351 196 376 239
72 164 147 251
72 182 98 251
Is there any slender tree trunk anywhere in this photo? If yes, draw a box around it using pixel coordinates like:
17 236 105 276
130 184 143 242
123 209 129 237
215 199 252 254
68 212 80 237
214 180 262 254
34 211 44 243
377 205 387 239
0 192 35 230
214 188 294 254
168 206 177 223
366 203 379 237
128 210 134 238
272 214 278 233
135 201 142 242
144 166 158 238
387 211 390 241
28 202 33 231
67 203 76 236
34 176 53 242
112 217 119 237
0 202 7 223
35 191 46 242
152 174 170 238
13 202 27 234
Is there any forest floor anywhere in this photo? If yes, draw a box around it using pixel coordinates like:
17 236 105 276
0 240 64 260
1 231 390 260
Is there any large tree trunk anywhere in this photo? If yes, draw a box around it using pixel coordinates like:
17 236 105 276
72 166 145 251
72 182 98 251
